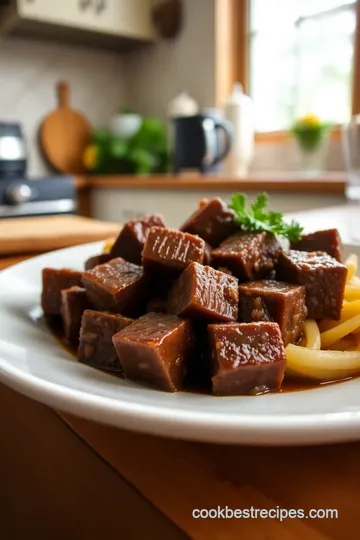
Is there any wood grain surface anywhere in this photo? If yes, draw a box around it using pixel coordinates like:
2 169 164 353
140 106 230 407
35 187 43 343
0 215 120 256
0 253 36 270
41 82 91 174
60 412 358 540
1 384 186 540
79 172 347 193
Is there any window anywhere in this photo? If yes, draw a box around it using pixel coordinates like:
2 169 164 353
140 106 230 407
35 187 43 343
248 0 357 132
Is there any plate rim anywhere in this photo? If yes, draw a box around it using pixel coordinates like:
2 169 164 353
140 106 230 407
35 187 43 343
2 356 360 446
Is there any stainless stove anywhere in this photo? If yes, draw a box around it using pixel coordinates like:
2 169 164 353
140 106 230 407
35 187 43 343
0 176 77 218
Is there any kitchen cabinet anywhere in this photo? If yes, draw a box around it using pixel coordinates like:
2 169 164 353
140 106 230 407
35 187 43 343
16 0 97 32
0 0 156 47
94 0 157 40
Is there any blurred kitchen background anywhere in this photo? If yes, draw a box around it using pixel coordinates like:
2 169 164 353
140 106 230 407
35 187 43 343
0 0 359 227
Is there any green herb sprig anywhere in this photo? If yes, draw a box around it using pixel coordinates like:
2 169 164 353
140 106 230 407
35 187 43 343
229 192 303 242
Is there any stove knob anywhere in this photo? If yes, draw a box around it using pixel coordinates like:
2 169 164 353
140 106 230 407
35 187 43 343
6 183 33 204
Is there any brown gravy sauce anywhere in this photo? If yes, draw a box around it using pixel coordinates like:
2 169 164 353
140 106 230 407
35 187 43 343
48 320 352 395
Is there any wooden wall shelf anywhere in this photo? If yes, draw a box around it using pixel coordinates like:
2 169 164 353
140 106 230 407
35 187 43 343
76 173 346 194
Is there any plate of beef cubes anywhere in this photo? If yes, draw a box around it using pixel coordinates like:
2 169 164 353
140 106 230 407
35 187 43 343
1 193 360 446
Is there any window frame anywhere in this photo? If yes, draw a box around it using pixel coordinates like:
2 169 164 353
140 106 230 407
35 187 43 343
215 0 360 144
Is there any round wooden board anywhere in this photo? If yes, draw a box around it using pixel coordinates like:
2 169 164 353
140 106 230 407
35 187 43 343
40 81 92 174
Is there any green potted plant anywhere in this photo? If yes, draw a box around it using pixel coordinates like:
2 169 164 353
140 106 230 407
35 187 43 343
291 114 331 177
83 116 170 175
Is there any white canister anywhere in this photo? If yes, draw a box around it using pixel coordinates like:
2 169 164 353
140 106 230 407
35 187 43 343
223 83 254 177
167 91 199 118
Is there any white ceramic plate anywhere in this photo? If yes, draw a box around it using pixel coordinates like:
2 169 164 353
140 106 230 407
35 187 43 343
1 242 360 446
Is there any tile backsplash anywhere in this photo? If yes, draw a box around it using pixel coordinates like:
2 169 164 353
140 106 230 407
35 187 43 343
124 0 216 117
0 37 126 176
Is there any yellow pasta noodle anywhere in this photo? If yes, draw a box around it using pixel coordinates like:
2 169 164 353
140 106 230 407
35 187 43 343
320 313 360 348
344 281 360 302
340 299 360 320
303 320 321 350
285 344 360 381
318 300 360 333
342 301 360 334
345 254 358 281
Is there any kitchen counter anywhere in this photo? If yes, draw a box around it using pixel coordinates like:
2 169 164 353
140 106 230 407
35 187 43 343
0 215 120 266
76 173 347 227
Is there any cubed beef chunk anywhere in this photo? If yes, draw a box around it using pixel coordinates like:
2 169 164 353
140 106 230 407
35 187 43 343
291 229 343 262
209 322 286 396
238 280 307 346
142 227 205 277
276 250 347 319
110 214 166 265
147 297 168 313
167 262 239 322
180 197 236 247
112 312 194 392
78 309 133 372
84 253 111 270
41 268 83 316
211 231 280 281
82 257 147 315
60 286 90 344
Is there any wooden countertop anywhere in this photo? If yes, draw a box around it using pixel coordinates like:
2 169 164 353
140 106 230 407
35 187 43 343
0 215 120 257
76 172 347 193
4 382 360 540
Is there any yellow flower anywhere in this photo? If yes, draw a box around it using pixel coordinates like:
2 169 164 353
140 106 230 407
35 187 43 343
103 237 115 253
83 144 98 170
299 113 321 127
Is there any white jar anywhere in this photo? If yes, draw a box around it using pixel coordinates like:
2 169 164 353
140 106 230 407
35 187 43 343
223 83 254 177
167 91 199 118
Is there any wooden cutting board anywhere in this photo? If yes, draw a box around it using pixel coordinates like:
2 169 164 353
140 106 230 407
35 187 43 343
0 215 120 256
40 81 92 174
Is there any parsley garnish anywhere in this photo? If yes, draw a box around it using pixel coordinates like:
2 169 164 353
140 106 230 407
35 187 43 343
229 192 303 242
